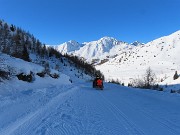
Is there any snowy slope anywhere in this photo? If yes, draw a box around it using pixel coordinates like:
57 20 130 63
0 80 180 135
0 53 44 75
52 30 180 87
96 30 180 85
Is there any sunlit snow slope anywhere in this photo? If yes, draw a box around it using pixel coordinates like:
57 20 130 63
53 30 180 86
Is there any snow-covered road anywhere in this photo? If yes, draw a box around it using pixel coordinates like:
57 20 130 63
0 82 180 135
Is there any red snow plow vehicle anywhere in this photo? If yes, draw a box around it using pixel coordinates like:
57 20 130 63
93 76 104 90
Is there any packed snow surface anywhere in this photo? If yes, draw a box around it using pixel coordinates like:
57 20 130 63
0 79 180 135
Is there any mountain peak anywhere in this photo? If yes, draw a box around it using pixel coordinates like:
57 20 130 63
131 41 144 46
55 40 81 54
96 36 121 46
98 36 117 42
65 40 79 45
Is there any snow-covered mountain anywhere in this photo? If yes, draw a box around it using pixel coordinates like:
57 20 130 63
54 40 82 55
53 30 180 85
96 30 180 84
53 36 134 64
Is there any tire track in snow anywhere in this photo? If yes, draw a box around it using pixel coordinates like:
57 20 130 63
130 104 180 135
115 91 180 135
30 87 77 135
50 85 121 135
78 84 143 134
157 118 180 134
0 86 77 135
46 98 78 135
98 91 145 135
73 89 106 135
34 86 106 135
52 87 106 135
7 84 106 135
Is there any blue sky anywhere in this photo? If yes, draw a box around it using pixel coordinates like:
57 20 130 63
0 0 180 44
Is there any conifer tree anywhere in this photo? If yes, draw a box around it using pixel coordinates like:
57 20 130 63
173 71 179 80
22 44 30 62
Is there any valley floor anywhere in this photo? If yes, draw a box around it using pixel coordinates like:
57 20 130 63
0 81 180 135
